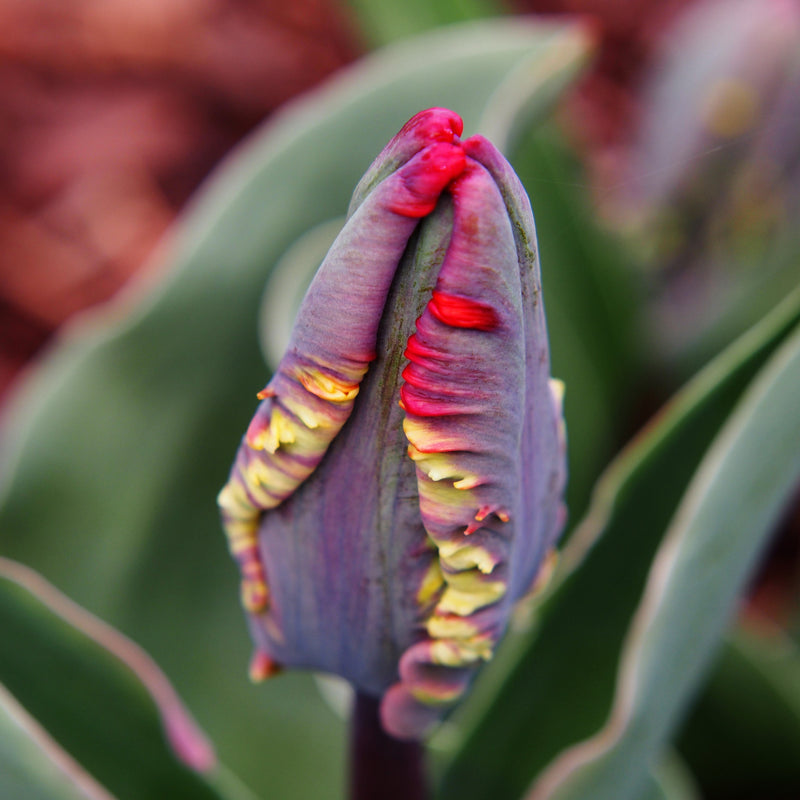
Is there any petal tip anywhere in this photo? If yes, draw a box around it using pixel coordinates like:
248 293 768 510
379 684 443 741
401 107 464 144
387 142 466 218
249 649 282 682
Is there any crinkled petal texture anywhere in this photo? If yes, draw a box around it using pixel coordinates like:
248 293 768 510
218 109 567 740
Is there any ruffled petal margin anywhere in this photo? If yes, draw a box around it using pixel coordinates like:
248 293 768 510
218 112 465 613
382 137 567 739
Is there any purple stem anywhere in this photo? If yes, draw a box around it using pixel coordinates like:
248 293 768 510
349 692 429 800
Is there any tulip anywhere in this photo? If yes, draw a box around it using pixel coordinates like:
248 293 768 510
218 108 567 740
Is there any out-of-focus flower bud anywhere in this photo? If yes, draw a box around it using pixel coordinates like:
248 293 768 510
610 0 800 366
628 0 800 214
218 108 567 740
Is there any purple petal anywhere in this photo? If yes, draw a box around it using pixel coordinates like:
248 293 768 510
218 112 567 742
246 203 456 694
218 138 465 613
465 135 568 596
382 139 567 739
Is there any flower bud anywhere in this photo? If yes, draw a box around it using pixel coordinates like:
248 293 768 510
218 108 567 739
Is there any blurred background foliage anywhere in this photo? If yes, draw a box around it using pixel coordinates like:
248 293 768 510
0 1 799 799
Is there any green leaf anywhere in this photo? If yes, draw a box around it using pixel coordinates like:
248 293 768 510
638 752 700 800
528 321 800 800
344 0 504 47
0 557 229 800
437 287 800 800
0 687 109 800
678 629 800 798
0 18 592 800
511 124 642 526
477 30 597 155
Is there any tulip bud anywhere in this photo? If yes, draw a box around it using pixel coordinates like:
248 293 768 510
218 108 567 740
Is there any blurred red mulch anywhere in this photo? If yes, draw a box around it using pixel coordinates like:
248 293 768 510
517 0 697 199
517 0 694 147
0 0 360 398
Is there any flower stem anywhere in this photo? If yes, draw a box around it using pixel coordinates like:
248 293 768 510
349 692 429 800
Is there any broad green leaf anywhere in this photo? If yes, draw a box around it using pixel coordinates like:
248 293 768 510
344 0 504 46
477 29 597 155
437 287 800 800
0 18 592 800
0 686 110 800
511 124 642 525
638 752 700 800
529 320 800 800
678 629 800 798
0 557 229 800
